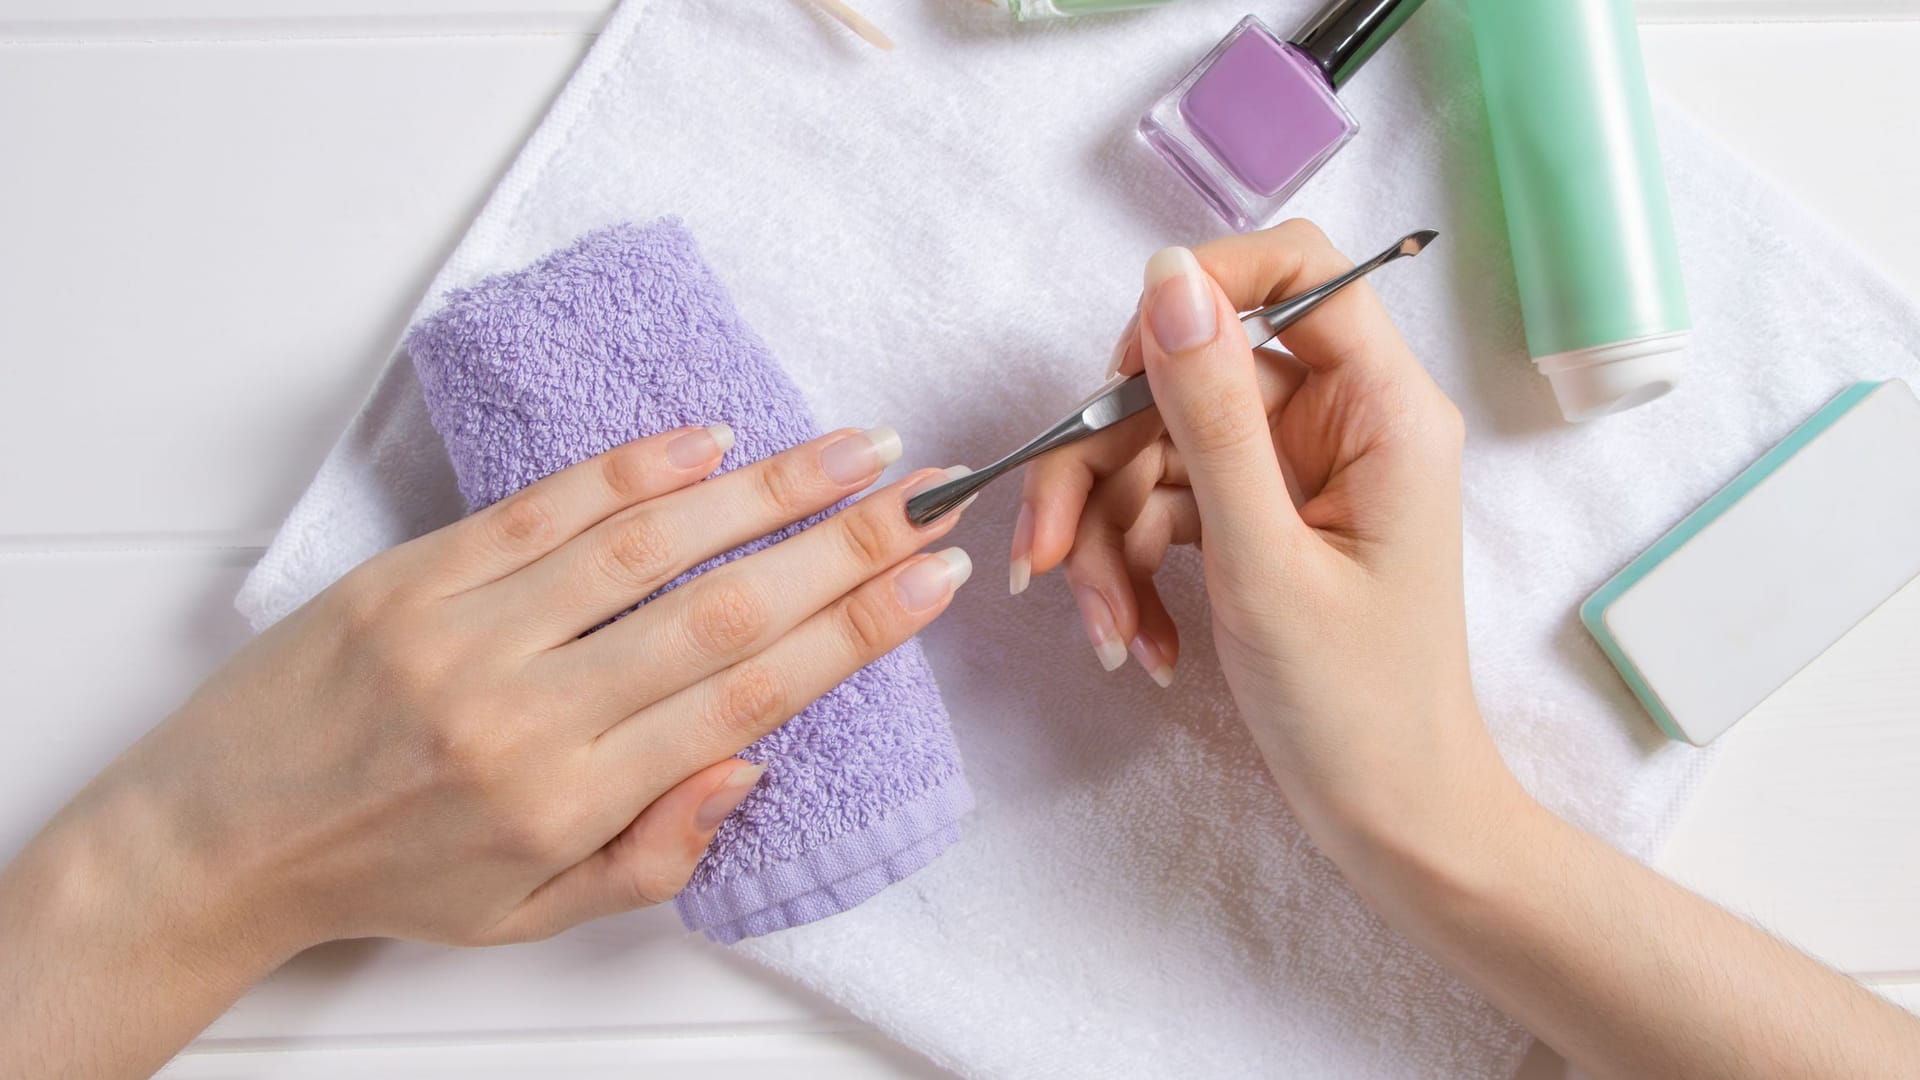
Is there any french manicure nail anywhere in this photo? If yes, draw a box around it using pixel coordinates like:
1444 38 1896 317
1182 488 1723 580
896 547 972 613
695 761 765 831
1129 634 1175 689
1074 586 1128 672
667 423 733 468
1143 246 1217 353
822 426 902 485
904 465 977 523
905 464 972 499
1008 503 1034 595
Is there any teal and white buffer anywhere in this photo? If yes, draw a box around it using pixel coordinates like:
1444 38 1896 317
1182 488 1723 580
1583 380 1920 745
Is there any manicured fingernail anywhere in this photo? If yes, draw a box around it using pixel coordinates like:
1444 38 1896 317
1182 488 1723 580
905 464 970 498
1129 634 1174 689
667 423 733 468
1107 312 1140 376
904 465 977 522
1074 586 1127 672
1143 246 1217 353
1008 503 1034 595
822 426 902 485
896 547 972 612
695 761 765 831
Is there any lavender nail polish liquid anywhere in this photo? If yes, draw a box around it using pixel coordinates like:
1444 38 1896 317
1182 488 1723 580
1141 0 1426 231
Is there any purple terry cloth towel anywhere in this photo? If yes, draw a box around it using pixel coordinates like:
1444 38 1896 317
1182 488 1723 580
404 219 973 944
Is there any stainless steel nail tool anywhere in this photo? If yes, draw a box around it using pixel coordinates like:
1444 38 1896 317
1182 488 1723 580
905 229 1438 527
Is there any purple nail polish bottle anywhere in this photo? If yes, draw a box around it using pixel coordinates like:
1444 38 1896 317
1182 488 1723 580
1141 0 1426 232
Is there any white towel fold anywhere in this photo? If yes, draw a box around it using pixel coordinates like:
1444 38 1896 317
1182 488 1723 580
236 0 1920 1075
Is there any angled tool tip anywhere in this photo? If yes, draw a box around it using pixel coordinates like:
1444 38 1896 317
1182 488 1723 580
1400 229 1440 257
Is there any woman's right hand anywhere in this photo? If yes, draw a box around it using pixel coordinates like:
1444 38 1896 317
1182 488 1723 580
1016 221 1524 857
1020 224 1920 1080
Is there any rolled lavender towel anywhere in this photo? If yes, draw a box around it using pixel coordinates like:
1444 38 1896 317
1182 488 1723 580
404 219 972 944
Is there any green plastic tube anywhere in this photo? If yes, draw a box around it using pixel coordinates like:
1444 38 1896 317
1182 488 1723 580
1466 0 1691 421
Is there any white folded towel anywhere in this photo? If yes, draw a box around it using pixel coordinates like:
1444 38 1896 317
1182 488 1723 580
236 0 1920 1075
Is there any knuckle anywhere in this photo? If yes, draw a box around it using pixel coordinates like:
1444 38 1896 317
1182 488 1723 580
383 640 452 694
1268 219 1348 297
490 492 558 550
599 513 675 589
598 441 655 503
1275 217 1333 250
350 610 457 697
687 580 767 658
838 502 900 568
327 567 396 634
709 664 787 739
495 805 574 864
417 714 502 786
841 588 903 657
754 454 814 518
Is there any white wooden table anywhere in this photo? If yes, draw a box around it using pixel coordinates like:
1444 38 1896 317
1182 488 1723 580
3 2 1916 1075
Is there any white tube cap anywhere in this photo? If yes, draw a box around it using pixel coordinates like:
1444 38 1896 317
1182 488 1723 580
1535 331 1688 423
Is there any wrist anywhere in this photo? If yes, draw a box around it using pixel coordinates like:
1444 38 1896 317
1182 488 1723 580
1279 699 1542 905
1318 745 1553 931
0 765 302 1075
36 764 310 984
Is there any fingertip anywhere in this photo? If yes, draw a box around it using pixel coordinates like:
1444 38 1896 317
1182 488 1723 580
1064 547 1139 676
1141 247 1220 356
1128 633 1176 689
935 546 975 591
895 546 971 614
1026 501 1079 580
1072 582 1128 672
1008 502 1034 595
1143 245 1201 290
666 423 733 470
1017 394 1167 591
1123 542 1181 690
1019 464 1090 581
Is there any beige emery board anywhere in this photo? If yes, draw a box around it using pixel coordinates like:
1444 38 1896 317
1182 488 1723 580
1583 380 1920 745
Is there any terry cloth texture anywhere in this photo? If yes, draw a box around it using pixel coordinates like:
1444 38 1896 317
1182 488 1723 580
404 219 972 945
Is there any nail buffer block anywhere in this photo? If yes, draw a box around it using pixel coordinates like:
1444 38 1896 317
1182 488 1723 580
1583 379 1920 745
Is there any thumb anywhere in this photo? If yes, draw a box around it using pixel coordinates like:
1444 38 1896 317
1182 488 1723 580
485 758 764 943
1138 246 1299 559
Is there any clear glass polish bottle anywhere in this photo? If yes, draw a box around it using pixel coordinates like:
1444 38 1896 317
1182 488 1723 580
1140 0 1426 231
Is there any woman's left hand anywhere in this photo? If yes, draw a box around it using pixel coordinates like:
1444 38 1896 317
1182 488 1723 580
0 422 971 1078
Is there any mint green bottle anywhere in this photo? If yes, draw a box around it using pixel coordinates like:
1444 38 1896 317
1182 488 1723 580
1006 0 1176 19
1466 0 1691 421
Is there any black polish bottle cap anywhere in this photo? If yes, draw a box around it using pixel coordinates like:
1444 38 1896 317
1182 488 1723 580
1287 0 1428 91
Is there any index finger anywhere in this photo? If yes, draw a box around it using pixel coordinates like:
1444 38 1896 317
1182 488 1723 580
1013 407 1164 590
1111 219 1418 380
396 424 737 594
